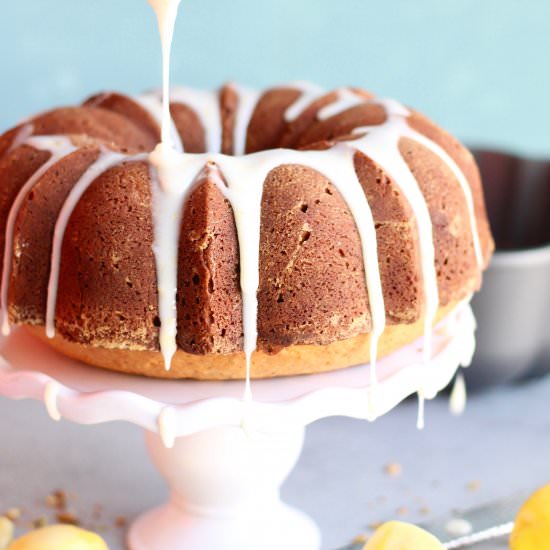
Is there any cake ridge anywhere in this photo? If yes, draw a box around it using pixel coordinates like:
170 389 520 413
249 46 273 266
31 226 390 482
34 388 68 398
1 135 77 335
45 148 141 338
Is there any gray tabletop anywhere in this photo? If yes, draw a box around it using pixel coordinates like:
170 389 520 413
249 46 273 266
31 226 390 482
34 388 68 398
1 373 549 549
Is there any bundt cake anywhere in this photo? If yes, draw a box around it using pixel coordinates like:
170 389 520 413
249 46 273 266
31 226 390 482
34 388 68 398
0 82 493 379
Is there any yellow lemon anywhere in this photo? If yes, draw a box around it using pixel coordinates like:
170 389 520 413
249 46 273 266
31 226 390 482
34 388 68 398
0 516 15 549
510 484 550 550
364 521 445 550
9 524 108 550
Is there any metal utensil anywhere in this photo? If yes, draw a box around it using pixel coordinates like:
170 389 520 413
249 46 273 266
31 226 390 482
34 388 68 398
335 489 532 549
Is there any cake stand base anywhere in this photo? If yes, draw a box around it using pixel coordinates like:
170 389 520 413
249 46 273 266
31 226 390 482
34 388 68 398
130 503 320 550
128 427 321 550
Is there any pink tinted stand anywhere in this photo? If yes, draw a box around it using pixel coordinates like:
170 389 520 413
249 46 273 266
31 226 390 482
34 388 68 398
0 305 475 550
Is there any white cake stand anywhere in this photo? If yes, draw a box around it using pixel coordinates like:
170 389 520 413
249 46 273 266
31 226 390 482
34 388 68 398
0 303 475 550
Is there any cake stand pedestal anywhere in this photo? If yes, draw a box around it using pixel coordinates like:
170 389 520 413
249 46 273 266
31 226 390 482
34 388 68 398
0 304 475 550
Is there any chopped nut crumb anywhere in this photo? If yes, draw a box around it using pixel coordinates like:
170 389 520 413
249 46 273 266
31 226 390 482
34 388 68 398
384 462 403 477
56 511 80 525
0 516 14 550
352 532 369 544
368 521 383 531
46 490 67 510
115 516 127 527
3 508 21 522
420 506 431 515
32 516 48 529
396 506 408 516
467 480 481 492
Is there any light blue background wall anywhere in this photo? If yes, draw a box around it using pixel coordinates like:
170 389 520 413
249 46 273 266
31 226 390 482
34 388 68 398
1 0 549 155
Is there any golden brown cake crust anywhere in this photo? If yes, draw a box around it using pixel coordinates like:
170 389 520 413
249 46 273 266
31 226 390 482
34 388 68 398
0 84 494 378
27 302 458 379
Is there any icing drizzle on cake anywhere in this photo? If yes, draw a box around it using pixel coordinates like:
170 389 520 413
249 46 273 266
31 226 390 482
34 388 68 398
0 0 484 431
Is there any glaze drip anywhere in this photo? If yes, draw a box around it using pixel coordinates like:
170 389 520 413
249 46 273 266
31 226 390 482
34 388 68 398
170 86 223 153
231 84 261 156
46 150 138 338
44 379 61 421
148 0 182 150
147 0 186 370
283 81 325 121
449 371 467 416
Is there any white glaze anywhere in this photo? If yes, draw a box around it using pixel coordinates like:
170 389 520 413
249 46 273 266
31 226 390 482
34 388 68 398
137 92 184 152
231 83 261 156
1 84 483 417
1 136 77 336
128 0 481 409
290 86 483 274
5 123 34 155
170 86 222 153
317 87 365 120
45 149 134 338
44 379 61 421
147 151 206 370
353 99 440 361
147 0 187 370
402 128 484 268
283 81 325 121
1 0 482 411
223 145 385 390
148 0 182 150
449 371 467 416
1 300 473 437
349 100 439 428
